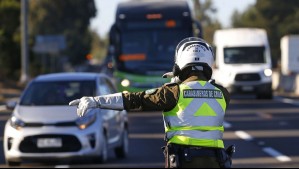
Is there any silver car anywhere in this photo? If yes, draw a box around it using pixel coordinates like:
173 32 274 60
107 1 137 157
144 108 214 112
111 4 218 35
3 72 129 166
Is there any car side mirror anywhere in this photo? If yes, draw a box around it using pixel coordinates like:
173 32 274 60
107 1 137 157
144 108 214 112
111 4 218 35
6 101 17 110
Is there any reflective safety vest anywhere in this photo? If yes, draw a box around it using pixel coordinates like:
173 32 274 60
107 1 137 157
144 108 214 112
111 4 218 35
163 81 227 148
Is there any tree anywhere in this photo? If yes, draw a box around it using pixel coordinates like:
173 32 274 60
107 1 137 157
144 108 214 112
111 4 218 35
29 0 96 67
90 31 108 63
0 0 21 79
192 0 222 44
232 0 299 66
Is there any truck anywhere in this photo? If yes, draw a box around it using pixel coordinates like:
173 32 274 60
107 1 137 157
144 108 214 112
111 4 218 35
281 35 299 75
106 0 202 92
212 28 273 99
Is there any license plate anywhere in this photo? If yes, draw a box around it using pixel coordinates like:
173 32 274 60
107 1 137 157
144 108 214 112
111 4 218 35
242 86 254 91
37 138 62 148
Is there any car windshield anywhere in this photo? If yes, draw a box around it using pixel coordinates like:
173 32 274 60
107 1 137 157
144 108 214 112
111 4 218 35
20 81 96 106
224 46 266 64
117 29 191 75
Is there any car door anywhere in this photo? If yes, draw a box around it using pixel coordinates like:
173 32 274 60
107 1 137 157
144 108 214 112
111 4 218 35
98 77 119 144
104 78 123 141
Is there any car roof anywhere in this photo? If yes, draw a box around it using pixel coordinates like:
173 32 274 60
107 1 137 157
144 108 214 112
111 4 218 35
33 72 108 82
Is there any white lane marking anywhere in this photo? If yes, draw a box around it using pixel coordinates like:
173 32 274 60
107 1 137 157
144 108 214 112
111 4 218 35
263 147 291 162
55 165 69 168
223 121 232 128
275 96 299 106
235 131 253 141
282 98 294 103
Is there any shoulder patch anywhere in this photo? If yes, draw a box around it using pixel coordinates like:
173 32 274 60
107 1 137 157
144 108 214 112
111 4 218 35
145 88 158 95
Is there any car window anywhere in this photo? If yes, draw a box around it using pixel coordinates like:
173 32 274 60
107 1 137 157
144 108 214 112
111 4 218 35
98 78 111 95
20 80 96 106
105 79 117 93
98 77 117 95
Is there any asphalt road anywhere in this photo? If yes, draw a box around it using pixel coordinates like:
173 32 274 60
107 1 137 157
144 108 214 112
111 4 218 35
0 94 299 168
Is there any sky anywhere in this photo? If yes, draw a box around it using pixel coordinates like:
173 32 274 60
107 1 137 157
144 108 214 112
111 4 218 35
90 0 256 37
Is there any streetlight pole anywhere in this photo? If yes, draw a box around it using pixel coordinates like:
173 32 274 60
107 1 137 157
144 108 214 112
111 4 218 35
20 0 29 84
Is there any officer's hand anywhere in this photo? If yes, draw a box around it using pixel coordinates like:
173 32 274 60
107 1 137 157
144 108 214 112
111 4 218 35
69 97 99 117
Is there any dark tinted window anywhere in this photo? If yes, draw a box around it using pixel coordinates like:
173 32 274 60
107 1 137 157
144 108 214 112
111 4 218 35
224 46 266 64
20 81 96 106
116 29 191 75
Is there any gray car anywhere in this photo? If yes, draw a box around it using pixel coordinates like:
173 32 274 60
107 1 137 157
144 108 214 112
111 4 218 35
3 72 129 166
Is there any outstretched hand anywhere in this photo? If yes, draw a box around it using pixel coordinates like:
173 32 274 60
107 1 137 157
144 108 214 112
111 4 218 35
69 97 99 117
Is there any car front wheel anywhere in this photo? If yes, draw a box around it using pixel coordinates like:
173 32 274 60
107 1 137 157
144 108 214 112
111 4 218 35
93 133 108 164
114 128 129 158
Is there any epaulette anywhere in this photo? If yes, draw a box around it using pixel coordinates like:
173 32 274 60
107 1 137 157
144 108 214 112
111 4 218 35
209 79 224 88
164 82 179 87
208 79 215 84
145 88 158 95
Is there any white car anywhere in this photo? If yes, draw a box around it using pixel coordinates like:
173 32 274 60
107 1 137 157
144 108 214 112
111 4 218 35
3 72 129 166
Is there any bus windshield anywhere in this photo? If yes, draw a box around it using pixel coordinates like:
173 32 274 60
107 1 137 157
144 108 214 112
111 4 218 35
117 29 191 75
224 46 266 64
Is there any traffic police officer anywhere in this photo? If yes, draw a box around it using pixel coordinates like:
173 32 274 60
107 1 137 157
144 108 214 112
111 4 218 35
69 37 234 168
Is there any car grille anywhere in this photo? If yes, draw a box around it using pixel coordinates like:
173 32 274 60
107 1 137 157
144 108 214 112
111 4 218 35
24 121 76 127
19 134 81 153
235 73 261 81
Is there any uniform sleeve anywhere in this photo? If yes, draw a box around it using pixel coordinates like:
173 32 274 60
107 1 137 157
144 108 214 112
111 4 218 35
214 83 231 105
122 83 179 111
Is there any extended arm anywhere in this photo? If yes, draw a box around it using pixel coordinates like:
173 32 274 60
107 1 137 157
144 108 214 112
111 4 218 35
69 93 124 117
69 84 179 117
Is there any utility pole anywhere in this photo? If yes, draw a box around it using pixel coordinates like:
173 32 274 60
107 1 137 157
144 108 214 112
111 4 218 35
20 0 29 84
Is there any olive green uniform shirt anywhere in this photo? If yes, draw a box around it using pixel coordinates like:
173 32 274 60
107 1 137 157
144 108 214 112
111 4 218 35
122 75 230 111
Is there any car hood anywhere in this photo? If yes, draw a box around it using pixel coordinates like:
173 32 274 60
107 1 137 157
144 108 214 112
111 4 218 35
14 105 78 123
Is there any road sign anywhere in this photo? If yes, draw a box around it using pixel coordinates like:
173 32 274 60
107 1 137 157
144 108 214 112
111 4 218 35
33 35 66 54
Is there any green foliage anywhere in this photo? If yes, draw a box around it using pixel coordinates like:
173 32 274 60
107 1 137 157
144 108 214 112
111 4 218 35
232 7 267 28
90 31 108 62
232 0 299 65
192 0 222 44
29 0 96 66
0 0 21 79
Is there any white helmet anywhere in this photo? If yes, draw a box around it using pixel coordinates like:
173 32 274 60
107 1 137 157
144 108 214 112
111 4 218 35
173 37 214 76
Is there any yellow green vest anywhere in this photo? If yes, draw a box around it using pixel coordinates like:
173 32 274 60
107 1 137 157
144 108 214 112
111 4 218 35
163 81 227 148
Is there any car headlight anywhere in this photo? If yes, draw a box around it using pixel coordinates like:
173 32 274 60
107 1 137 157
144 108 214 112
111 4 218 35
121 79 130 87
10 116 25 130
76 113 96 130
264 69 272 77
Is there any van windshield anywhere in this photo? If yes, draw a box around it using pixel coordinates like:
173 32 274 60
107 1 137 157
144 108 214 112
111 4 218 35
224 46 266 64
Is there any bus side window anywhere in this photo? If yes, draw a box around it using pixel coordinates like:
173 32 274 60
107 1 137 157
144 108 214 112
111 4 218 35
109 23 120 55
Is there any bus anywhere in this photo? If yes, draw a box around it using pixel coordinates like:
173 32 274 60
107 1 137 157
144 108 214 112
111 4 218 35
107 0 202 92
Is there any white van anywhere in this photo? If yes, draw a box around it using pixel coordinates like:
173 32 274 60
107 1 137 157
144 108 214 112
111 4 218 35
281 35 299 75
212 28 273 99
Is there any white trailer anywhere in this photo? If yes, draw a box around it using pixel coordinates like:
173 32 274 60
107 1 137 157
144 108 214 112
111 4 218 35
212 28 273 99
281 35 299 75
